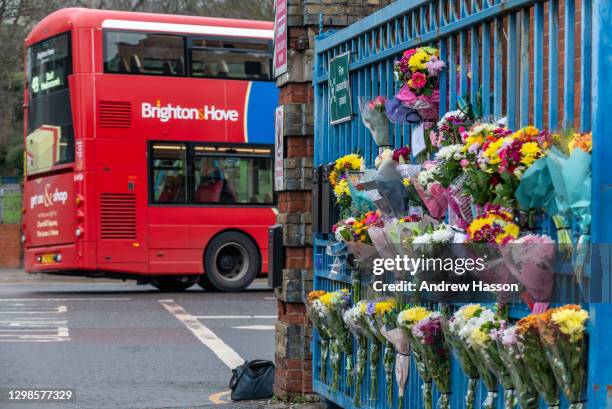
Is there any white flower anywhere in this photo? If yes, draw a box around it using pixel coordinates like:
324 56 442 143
435 144 464 161
431 225 454 243
437 110 465 128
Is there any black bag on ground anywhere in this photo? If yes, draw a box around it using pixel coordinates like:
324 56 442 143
229 360 275 401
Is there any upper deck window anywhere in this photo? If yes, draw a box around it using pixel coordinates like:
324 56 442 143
104 32 185 76
27 33 71 98
190 38 272 81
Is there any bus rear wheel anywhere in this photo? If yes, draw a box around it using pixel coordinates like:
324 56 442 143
151 275 198 292
199 232 260 292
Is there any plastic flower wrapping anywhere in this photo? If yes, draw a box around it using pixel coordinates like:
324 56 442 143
332 211 379 264
516 314 561 408
466 311 517 409
432 109 471 147
433 145 473 230
537 305 589 409
414 161 448 219
367 298 398 407
328 154 364 218
451 304 499 409
442 307 480 409
411 312 451 409
502 234 556 313
305 291 333 383
343 303 369 406
393 47 445 121
359 96 391 146
319 289 353 390
495 325 539 409
397 306 434 409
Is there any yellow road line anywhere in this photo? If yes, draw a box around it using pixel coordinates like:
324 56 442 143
208 390 231 404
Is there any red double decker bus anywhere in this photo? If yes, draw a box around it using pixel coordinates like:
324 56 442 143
22 8 278 292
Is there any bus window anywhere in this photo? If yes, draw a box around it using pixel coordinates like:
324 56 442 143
190 38 272 81
105 31 185 76
193 148 273 205
151 144 187 204
27 33 71 97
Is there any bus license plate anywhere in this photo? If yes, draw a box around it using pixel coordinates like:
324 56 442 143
40 254 56 264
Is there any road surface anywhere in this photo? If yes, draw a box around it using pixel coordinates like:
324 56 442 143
0 272 277 409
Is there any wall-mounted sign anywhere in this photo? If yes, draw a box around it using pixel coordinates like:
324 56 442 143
274 105 284 191
273 0 288 77
328 51 353 125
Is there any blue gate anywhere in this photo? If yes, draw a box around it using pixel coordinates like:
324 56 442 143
312 0 612 407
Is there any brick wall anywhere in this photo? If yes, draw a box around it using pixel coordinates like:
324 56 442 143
273 0 393 400
0 224 21 268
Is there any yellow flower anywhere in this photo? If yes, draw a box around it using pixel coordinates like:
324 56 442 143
408 51 429 71
460 304 483 320
503 223 519 238
551 308 589 342
358 301 367 314
402 177 411 187
398 306 431 325
482 137 505 165
375 299 396 315
319 293 334 307
470 328 491 346
520 141 542 167
334 154 362 172
333 179 350 198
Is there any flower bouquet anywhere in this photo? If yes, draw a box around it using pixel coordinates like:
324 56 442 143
466 311 516 409
393 47 445 121
537 305 589 409
353 300 386 402
432 109 471 147
453 304 499 409
319 289 353 390
461 123 512 206
343 303 370 406
398 306 434 409
329 154 364 218
359 96 391 146
412 312 452 408
367 299 398 407
442 307 481 409
516 314 561 408
466 207 520 302
332 213 379 265
414 161 448 220
306 291 333 383
495 325 539 409
502 234 556 313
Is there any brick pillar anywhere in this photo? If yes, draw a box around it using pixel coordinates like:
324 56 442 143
273 0 392 400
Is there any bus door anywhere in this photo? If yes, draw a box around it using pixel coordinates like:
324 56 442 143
95 139 148 266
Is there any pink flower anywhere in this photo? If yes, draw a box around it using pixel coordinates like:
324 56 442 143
410 72 427 89
458 126 465 133
460 159 469 168
430 182 444 197
403 48 417 59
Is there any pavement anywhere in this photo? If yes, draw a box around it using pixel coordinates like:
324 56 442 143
0 269 313 409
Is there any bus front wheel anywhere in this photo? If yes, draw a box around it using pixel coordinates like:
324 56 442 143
151 275 198 292
199 232 260 292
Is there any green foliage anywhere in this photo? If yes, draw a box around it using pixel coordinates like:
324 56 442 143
1 191 22 224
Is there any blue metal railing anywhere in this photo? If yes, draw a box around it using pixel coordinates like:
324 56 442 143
313 0 612 407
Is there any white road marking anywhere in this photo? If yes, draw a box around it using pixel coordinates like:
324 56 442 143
232 325 275 330
0 301 70 342
159 299 244 369
264 297 276 300
0 298 132 302
194 315 276 319
0 306 67 314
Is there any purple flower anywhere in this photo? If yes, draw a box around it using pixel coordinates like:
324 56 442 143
426 55 446 76
366 302 376 315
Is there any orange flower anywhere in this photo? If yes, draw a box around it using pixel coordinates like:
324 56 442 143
307 290 327 302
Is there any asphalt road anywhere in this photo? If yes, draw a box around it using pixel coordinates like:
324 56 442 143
0 274 277 409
